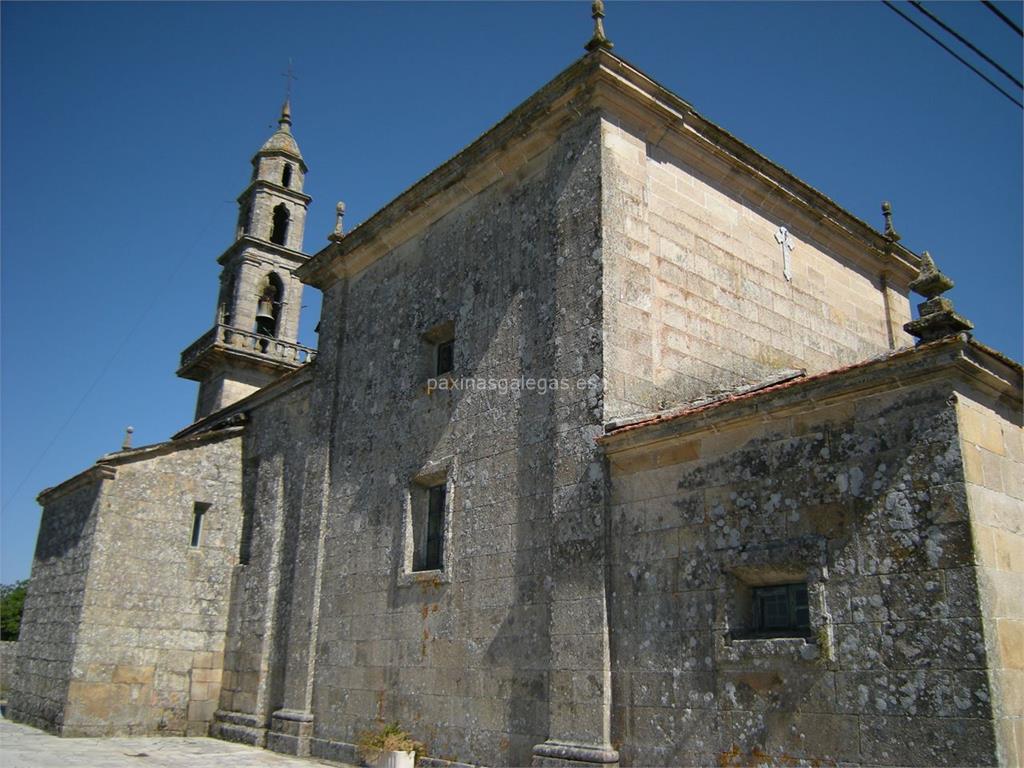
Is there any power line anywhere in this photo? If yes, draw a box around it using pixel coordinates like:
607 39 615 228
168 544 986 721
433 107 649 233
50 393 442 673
0 204 226 514
883 1 1023 109
910 1 1023 89
982 0 1023 37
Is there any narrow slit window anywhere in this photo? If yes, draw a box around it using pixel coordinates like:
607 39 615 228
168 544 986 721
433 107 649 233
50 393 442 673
281 163 293 188
190 502 210 548
751 582 809 636
238 203 252 236
413 482 446 572
436 339 454 376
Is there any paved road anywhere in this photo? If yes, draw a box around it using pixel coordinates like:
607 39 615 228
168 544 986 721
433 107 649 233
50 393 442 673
0 717 348 768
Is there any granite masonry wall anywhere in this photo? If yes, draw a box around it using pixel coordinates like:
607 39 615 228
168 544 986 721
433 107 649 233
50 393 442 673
606 379 1002 767
600 116 914 419
0 641 18 696
285 113 609 767
7 477 103 731
958 387 1024 765
9 431 243 736
213 373 318 751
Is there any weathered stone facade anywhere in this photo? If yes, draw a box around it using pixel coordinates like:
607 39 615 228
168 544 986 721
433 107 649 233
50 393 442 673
9 41 1022 768
601 337 1021 766
8 430 243 735
0 640 17 695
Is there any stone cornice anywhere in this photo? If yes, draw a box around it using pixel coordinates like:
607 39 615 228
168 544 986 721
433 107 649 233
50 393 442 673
590 53 920 285
599 335 1022 459
251 147 308 173
36 465 117 506
297 53 597 288
298 50 919 290
216 236 309 267
237 180 311 206
36 427 243 506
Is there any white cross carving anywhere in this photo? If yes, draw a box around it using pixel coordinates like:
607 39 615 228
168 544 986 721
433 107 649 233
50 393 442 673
775 226 795 282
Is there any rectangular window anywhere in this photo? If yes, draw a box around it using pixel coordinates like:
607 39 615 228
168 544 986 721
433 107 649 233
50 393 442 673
422 321 455 380
751 582 809 635
413 482 446 572
190 502 210 548
435 339 454 376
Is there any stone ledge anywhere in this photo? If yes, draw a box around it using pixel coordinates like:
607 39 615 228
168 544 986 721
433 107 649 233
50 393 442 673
532 741 620 766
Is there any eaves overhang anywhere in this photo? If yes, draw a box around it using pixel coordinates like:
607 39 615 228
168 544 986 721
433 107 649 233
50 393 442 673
599 335 1022 458
36 427 244 506
298 49 919 290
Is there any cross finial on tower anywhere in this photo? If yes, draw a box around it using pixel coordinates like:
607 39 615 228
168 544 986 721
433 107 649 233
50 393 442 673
282 58 298 101
585 0 614 52
279 60 297 131
881 201 901 242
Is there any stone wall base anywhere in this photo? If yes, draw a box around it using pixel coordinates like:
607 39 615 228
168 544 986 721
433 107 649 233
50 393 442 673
310 737 479 768
532 741 620 768
267 708 313 756
210 709 266 748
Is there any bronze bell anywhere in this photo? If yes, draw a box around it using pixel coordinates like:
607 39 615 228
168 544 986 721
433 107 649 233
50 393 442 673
256 297 275 322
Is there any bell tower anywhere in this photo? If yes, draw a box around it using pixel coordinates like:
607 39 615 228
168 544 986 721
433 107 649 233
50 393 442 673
178 100 316 421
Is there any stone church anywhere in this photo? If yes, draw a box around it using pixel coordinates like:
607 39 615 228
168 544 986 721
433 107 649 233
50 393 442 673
8 9 1023 768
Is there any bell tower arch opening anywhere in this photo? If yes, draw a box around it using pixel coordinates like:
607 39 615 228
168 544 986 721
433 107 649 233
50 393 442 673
255 272 285 338
270 204 290 246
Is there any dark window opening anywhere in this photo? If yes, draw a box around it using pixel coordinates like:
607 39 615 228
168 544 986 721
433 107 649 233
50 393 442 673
238 203 252 236
217 269 235 327
281 163 293 188
436 339 454 376
421 321 455 381
751 582 809 636
270 203 290 246
413 483 446 572
239 505 254 564
190 502 210 548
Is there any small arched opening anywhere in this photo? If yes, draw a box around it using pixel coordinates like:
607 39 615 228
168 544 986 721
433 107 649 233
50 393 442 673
281 163 293 188
237 202 252 237
218 267 236 327
270 203 290 246
255 272 285 341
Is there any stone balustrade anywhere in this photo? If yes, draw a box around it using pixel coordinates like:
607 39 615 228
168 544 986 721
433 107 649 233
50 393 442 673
180 324 315 371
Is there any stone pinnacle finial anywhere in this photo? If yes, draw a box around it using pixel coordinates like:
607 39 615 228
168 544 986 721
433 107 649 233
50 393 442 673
278 99 292 132
335 201 346 236
122 426 134 451
903 251 973 344
585 0 614 52
329 201 346 242
882 201 901 242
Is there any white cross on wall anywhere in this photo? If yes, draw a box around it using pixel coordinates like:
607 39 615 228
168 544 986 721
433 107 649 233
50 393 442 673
775 226 795 282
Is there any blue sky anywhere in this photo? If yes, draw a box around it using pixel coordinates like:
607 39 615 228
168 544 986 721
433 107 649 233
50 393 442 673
2 1 1021 583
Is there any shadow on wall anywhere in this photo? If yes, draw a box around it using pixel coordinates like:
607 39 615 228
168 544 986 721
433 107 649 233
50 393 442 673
34 481 102 562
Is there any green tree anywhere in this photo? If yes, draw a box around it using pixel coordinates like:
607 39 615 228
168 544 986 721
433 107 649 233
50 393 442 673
1 580 28 640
